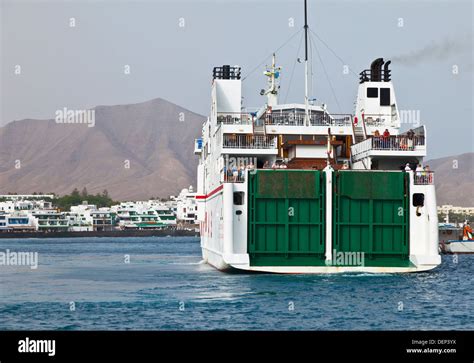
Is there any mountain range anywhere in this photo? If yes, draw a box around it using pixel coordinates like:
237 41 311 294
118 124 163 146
426 152 473 207
0 98 204 200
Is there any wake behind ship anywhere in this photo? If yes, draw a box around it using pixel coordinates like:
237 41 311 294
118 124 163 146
194 1 440 273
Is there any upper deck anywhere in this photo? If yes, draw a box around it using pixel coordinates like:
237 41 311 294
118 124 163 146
198 59 429 193
216 105 354 136
351 125 427 162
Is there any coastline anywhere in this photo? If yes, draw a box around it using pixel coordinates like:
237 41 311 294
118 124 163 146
0 229 199 239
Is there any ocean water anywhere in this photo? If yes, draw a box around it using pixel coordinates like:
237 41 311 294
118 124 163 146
0 237 472 330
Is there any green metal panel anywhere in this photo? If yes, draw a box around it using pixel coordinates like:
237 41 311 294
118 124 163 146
248 170 326 266
333 171 411 267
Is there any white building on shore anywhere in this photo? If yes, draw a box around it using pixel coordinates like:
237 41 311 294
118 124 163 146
0 199 58 231
0 194 191 232
66 203 96 231
169 186 198 225
438 205 474 216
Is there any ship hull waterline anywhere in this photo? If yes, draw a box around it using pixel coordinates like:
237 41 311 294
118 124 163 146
202 246 440 274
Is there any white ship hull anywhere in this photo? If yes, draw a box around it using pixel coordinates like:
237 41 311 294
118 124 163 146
198 173 441 274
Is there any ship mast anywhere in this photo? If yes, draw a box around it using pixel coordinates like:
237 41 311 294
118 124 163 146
304 0 310 126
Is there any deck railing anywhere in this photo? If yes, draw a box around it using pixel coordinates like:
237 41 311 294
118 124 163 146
222 172 246 183
363 113 393 126
265 110 352 127
359 69 391 83
217 111 352 127
217 112 252 125
414 171 434 185
371 135 425 151
350 138 372 159
223 135 277 149
352 135 426 161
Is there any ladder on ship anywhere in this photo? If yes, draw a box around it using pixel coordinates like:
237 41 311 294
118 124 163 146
253 124 266 135
351 116 367 144
252 110 268 136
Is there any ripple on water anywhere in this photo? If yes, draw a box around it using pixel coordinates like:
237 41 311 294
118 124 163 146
0 239 472 330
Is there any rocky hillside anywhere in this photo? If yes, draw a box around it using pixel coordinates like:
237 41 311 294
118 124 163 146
0 98 205 200
427 152 473 207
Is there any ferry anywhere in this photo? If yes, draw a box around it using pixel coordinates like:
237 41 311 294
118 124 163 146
195 1 441 273
113 201 177 230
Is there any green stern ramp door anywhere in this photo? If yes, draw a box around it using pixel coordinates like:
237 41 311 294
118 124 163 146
247 170 411 268
333 171 411 267
248 170 326 266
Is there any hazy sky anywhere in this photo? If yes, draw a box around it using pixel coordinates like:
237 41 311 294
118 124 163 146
1 0 473 159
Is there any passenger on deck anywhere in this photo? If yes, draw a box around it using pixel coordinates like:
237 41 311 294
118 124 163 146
263 161 270 169
404 163 412 172
463 222 473 241
232 165 238 182
424 165 431 183
239 164 245 181
406 129 415 150
400 138 408 150
415 163 423 181
373 129 381 148
382 129 390 148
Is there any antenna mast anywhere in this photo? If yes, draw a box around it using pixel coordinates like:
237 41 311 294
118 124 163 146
304 0 310 126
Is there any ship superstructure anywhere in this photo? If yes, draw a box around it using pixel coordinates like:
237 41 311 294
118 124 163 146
195 1 440 273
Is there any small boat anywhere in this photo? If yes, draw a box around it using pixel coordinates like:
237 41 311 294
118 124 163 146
440 239 474 254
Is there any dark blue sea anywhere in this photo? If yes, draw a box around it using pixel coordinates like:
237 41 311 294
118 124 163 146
0 237 472 330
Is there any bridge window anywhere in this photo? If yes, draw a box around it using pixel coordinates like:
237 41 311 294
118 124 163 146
380 88 390 106
367 87 378 98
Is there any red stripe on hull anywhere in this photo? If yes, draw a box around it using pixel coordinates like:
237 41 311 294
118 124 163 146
195 185 224 200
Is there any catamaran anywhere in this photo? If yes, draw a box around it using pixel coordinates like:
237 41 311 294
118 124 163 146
194 1 440 273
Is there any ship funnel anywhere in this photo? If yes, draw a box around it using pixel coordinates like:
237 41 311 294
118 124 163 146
370 58 384 82
383 60 391 81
